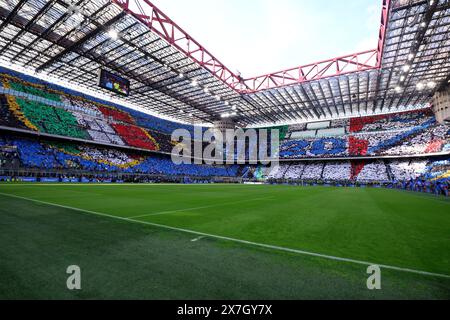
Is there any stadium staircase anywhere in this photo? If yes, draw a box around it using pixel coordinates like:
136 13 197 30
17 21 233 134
385 162 395 182
320 163 326 180
281 164 292 179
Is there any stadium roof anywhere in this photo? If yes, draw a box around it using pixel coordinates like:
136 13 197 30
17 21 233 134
0 0 449 127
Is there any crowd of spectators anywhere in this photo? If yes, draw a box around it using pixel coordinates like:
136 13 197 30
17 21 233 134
279 110 449 159
300 163 324 180
111 123 159 151
349 110 434 133
0 134 239 178
0 66 449 193
18 98 89 139
356 161 389 182
266 158 449 185
284 164 305 180
389 160 428 181
73 111 125 145
0 138 19 168
2 132 449 196
0 87 174 152
2 68 448 162
391 178 449 197
0 67 202 136
322 162 351 180
0 68 205 157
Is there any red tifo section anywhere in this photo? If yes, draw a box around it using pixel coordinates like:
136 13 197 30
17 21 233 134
349 136 369 156
98 106 135 124
351 161 366 180
349 115 387 133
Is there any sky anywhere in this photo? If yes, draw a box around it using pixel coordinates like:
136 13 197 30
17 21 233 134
150 0 382 78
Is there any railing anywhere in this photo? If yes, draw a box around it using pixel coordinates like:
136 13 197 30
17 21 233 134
0 166 243 183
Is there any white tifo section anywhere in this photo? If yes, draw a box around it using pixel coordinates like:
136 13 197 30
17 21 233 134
87 129 110 144
74 112 125 145
61 96 101 117
356 161 389 182
267 164 291 179
0 191 448 280
389 160 428 180
267 165 280 178
316 127 346 138
285 164 305 179
79 146 134 167
301 163 323 179
268 159 437 181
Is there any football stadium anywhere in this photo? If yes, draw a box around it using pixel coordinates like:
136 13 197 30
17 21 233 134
0 0 449 302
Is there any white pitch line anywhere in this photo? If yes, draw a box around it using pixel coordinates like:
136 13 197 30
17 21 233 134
129 197 274 219
0 191 449 280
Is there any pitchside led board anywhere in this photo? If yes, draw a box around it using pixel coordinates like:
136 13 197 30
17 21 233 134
98 69 130 96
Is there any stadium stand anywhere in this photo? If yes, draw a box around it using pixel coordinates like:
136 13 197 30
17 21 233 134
15 97 89 139
284 164 305 180
356 161 389 182
2 67 448 163
300 163 324 180
389 160 428 181
0 72 183 152
0 134 238 178
111 123 159 151
280 109 449 159
322 162 352 181
266 158 449 186
0 67 203 137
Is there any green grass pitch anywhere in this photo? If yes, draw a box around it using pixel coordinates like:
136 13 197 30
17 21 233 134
0 183 449 299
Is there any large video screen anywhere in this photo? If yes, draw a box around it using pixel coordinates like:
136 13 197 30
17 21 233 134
98 69 130 96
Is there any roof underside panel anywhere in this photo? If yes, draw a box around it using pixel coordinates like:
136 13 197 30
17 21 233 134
0 0 255 125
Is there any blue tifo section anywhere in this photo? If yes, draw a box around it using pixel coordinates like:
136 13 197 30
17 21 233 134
125 108 205 136
422 160 450 181
390 114 423 123
13 138 60 169
279 138 346 157
368 118 436 154
0 66 204 136
6 137 239 177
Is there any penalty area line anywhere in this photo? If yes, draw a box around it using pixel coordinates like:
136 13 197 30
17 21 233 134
0 191 449 280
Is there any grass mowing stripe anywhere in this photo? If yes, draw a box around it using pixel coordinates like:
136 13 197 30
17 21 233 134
129 197 275 218
0 191 449 280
